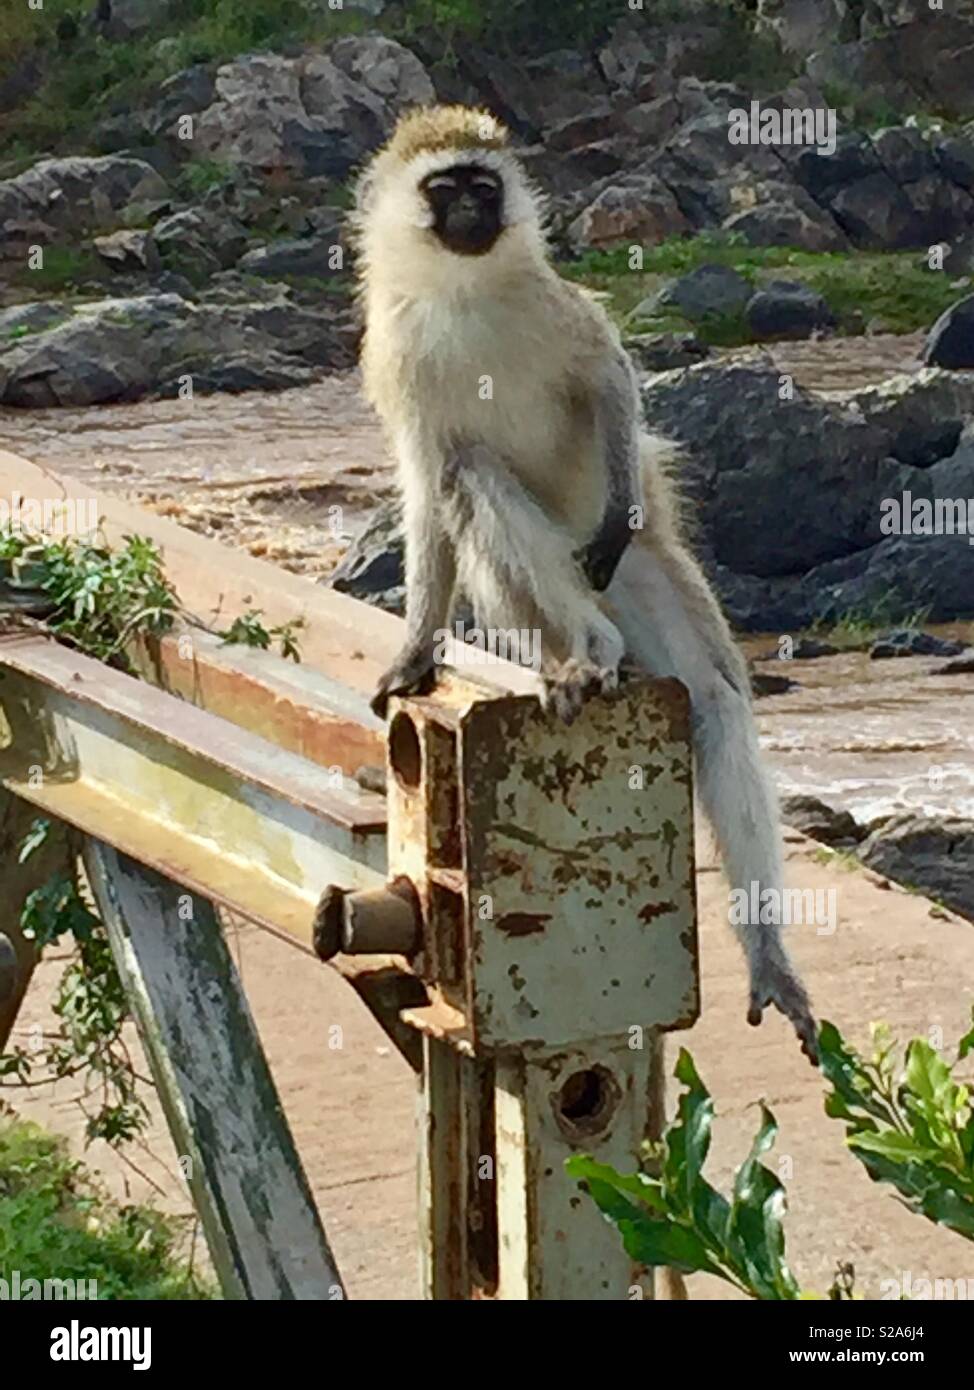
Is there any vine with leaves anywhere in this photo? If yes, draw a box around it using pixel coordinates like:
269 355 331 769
1 523 303 1146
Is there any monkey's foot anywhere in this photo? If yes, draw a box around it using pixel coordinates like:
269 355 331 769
540 659 618 725
748 954 819 1065
371 647 438 719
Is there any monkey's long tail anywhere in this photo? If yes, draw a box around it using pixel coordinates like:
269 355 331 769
606 540 809 1015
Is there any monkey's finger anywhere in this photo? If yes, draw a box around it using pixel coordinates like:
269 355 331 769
748 987 820 1067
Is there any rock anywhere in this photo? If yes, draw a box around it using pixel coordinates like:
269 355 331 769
653 264 753 322
567 175 689 250
755 0 843 58
780 794 865 846
792 132 881 200
0 303 74 338
624 332 711 372
930 657 974 675
187 40 432 180
857 813 974 920
923 295 974 369
0 156 169 242
745 280 835 340
751 670 799 696
723 198 847 252
545 105 623 153
807 16 974 122
328 496 404 613
0 290 348 407
934 134 974 191
236 233 342 279
452 46 602 136
828 172 922 249
902 174 974 245
872 126 935 185
869 628 967 660
329 35 435 115
598 13 726 101
641 356 885 577
96 0 175 40
618 97 683 148
298 52 390 151
791 637 840 659
640 357 974 624
153 206 249 279
93 228 160 273
146 64 217 138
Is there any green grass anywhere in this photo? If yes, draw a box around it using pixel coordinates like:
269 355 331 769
0 1118 214 1299
563 232 967 342
12 245 105 296
807 605 931 652
0 0 367 158
810 846 862 872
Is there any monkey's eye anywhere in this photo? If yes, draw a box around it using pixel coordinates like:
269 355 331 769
425 175 458 192
472 176 500 195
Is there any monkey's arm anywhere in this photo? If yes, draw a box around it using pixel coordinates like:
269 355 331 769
371 471 456 718
442 443 625 721
575 351 641 593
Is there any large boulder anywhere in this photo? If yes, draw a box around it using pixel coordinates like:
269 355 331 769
0 156 169 252
651 264 752 321
723 196 847 252
187 41 433 179
745 280 835 340
152 205 249 279
329 356 974 634
640 357 974 621
923 296 974 370
807 15 974 121
857 814 974 920
0 291 350 406
567 174 689 250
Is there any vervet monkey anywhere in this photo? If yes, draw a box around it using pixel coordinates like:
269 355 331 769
354 106 816 1062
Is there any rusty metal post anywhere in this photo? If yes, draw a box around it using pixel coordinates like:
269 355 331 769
381 677 699 1300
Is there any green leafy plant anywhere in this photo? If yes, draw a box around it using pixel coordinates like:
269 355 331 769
567 1048 814 1299
570 1019 974 1297
1 835 147 1148
0 1117 214 1299
218 609 305 662
0 527 177 670
820 1016 974 1241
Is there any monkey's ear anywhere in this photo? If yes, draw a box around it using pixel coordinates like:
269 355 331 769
352 165 379 217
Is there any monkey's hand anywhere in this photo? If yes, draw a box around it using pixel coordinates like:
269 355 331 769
574 517 633 594
371 643 438 719
541 659 619 725
747 943 819 1066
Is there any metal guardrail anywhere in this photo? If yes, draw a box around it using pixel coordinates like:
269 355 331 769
0 452 700 1300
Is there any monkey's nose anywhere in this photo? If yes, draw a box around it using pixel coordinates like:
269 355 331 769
447 196 481 235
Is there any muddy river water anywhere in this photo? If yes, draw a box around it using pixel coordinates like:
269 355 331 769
1 335 972 825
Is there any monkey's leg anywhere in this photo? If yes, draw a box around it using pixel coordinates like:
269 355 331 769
371 467 457 718
607 538 817 1063
443 445 625 723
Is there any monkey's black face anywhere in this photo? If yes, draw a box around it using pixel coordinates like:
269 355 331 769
420 163 504 256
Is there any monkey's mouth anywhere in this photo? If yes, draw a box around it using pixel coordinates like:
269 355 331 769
437 207 504 256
